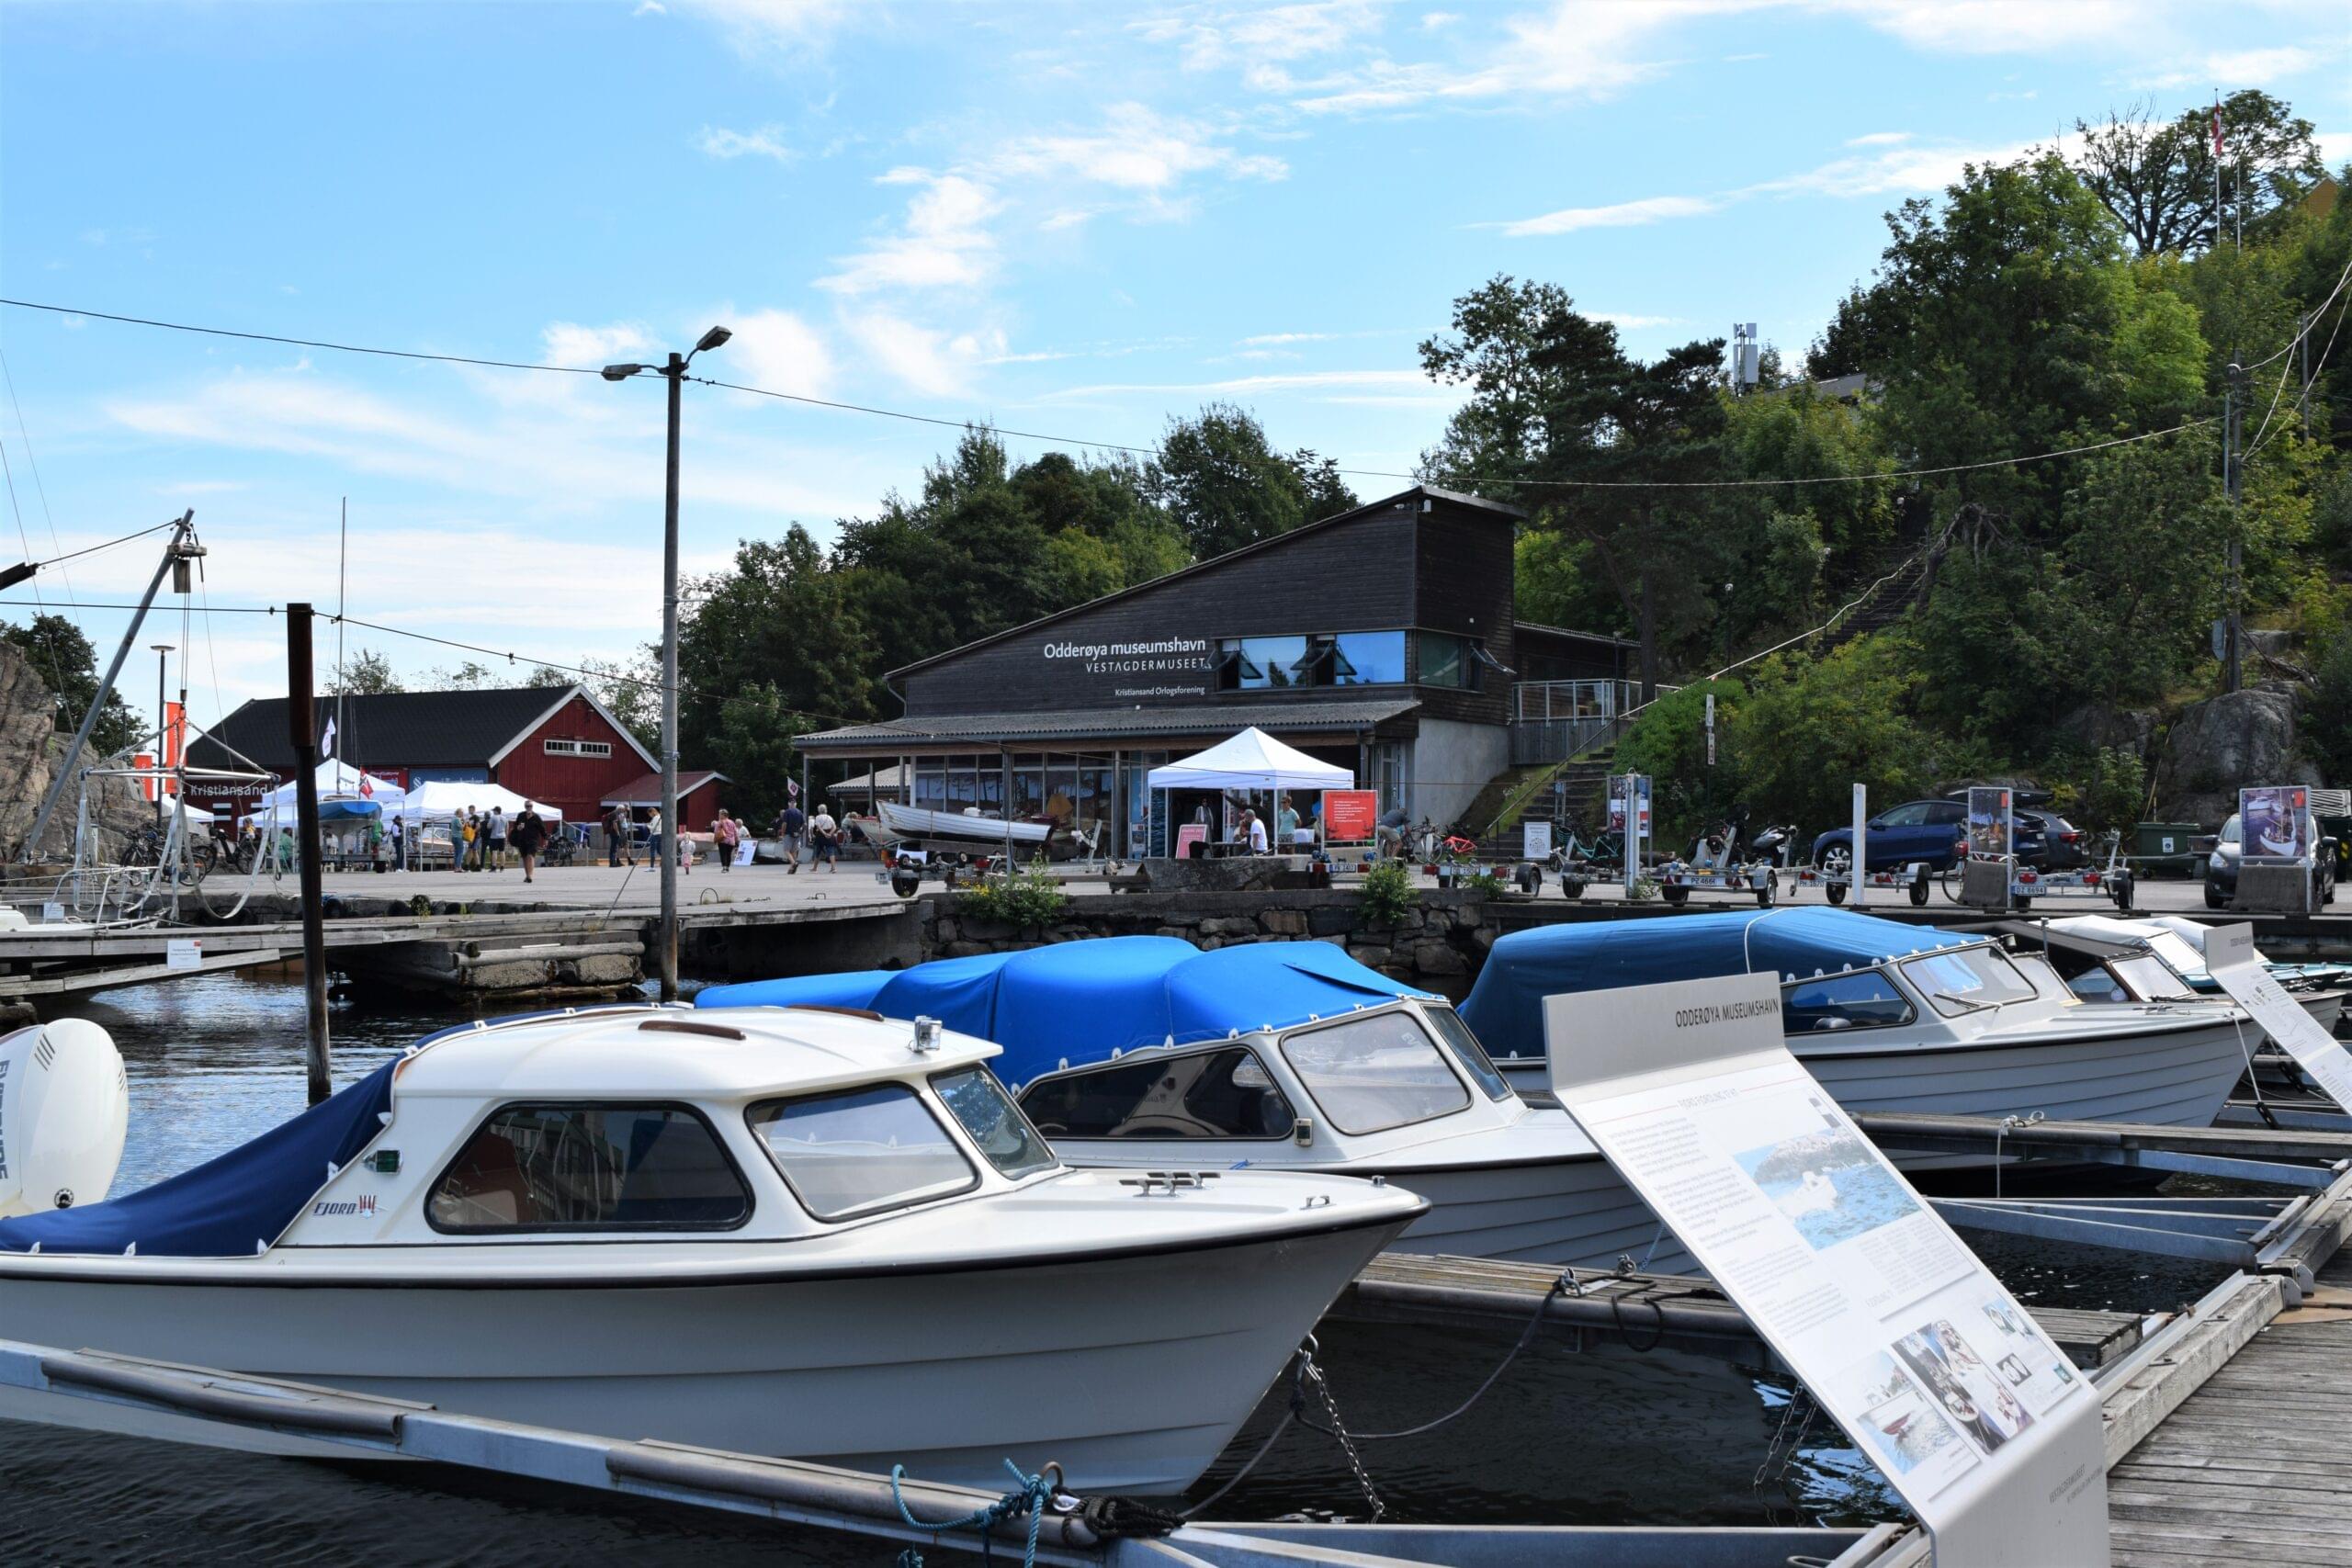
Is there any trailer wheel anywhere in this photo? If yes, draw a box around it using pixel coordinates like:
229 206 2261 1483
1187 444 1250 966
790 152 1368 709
1662 886 1690 907
1561 878 1584 901
1908 875 1930 907
1826 882 1848 906
2109 873 2134 911
2012 895 2032 911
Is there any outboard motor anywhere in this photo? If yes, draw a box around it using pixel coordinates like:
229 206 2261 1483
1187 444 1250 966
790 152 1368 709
0 1019 129 1215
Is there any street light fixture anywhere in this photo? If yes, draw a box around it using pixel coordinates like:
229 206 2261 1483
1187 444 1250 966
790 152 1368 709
599 326 730 1001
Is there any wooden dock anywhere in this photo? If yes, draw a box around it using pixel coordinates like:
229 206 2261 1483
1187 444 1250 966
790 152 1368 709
2108 1245 2352 1565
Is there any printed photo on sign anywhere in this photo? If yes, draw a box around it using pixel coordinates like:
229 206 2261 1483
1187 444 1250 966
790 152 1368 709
1732 1122 1921 1252
1893 1317 2035 1456
1973 1292 2081 1415
1836 1348 1978 1496
2239 784 2310 862
1965 786 2011 858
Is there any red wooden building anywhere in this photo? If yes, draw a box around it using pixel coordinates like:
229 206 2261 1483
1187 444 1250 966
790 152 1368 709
184 685 719 829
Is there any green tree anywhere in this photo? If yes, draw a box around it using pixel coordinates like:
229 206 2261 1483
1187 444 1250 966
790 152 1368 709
1612 680 1744 846
1 614 143 757
326 647 404 695
2073 91 2327 255
523 664 572 689
1149 403 1356 558
1736 635 1939 836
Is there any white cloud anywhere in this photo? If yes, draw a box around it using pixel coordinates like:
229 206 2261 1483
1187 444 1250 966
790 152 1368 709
842 313 989 398
1593 313 1689 330
674 0 860 60
2320 130 2352 170
1240 331 1340 345
1826 0 2140 56
695 124 795 163
1139 3 1384 73
1421 11 1459 28
539 321 655 370
633 0 665 14
1847 130 1911 147
995 104 1287 194
818 173 1000 294
1498 194 1723 237
1042 368 1433 400
721 309 835 398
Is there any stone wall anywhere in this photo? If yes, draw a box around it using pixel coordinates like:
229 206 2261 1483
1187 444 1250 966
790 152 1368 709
918 887 1499 997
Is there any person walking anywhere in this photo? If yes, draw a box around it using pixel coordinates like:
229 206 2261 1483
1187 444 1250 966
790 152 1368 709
777 800 806 874
604 804 631 867
390 818 405 871
444 811 464 872
647 806 664 870
713 808 741 874
1246 809 1269 855
486 806 507 873
512 805 547 884
809 803 839 873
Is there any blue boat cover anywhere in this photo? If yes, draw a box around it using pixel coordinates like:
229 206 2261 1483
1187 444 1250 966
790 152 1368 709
697 937 1435 1087
1457 908 1983 1062
0 1057 399 1258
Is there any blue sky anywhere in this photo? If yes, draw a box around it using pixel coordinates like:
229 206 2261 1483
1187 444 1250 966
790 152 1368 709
2 0 2346 721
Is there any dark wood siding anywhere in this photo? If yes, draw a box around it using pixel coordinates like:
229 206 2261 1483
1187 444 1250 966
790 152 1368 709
1410 498 1515 727
900 499 1425 716
490 696 651 825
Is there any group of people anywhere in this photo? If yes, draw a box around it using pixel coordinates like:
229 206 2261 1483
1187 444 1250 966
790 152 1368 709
1192 797 1325 855
437 804 554 881
770 801 844 874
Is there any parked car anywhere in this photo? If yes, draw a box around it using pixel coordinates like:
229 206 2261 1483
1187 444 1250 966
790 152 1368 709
2205 810 2339 909
2015 808 2088 870
1806 804 2051 879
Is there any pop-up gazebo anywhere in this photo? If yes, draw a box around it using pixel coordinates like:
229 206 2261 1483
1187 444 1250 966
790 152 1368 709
1147 728 1351 855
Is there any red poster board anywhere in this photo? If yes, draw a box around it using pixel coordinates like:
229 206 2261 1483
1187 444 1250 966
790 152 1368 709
1322 790 1379 842
1175 823 1207 859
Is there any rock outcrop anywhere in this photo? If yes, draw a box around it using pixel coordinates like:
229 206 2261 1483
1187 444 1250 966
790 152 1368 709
0 639 156 863
2152 682 2321 827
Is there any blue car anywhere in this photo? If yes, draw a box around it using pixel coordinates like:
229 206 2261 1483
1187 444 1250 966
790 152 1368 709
1809 797 2050 874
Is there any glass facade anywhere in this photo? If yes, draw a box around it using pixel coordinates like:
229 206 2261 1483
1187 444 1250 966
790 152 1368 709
1215 630 1407 692
1418 632 1478 690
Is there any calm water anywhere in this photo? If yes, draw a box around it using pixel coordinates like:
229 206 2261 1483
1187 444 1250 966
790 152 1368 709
0 973 2227 1562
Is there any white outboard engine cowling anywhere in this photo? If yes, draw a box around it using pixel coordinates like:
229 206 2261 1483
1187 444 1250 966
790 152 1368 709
0 1019 129 1216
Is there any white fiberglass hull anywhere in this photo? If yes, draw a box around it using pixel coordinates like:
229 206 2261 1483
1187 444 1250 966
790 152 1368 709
1498 1015 2247 1168
876 801 1051 846
1370 1153 1697 1277
0 1214 1407 1493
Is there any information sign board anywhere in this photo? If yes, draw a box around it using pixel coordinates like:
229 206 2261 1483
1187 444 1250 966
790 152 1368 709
40 903 62 924
2207 922 2352 1111
1522 820 1553 862
1965 786 2012 859
165 939 203 971
1174 823 1207 859
1546 974 2107 1567
2239 785 2311 862
1321 790 1379 843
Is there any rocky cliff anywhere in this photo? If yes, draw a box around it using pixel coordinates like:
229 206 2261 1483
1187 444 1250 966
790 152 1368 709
0 639 156 862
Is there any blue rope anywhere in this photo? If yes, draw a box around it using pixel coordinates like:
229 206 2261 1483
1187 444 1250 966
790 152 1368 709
891 1460 1054 1568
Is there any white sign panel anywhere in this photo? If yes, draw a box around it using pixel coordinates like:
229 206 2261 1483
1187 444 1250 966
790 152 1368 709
40 903 63 924
1546 975 2107 1567
1522 820 1553 862
2206 923 2352 1112
165 938 203 971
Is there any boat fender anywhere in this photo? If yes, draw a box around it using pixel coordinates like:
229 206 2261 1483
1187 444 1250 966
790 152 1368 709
0 1019 128 1217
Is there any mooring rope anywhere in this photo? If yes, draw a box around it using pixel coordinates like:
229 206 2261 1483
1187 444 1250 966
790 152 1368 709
890 1460 1057 1568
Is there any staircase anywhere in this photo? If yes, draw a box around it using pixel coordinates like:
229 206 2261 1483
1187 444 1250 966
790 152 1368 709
1818 539 1931 652
1470 742 1618 859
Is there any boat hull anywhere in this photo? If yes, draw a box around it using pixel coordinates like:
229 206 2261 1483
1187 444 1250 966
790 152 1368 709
1369 1154 1697 1276
876 802 1052 846
0 1216 1406 1494
1497 1018 2248 1168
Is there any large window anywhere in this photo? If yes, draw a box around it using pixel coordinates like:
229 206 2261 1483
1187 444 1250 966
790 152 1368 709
428 1104 752 1233
1280 1013 1471 1135
932 1066 1058 1178
750 1085 978 1221
1418 633 1480 691
1899 947 2039 1018
1215 631 1408 692
1781 970 1916 1032
1019 1047 1297 1140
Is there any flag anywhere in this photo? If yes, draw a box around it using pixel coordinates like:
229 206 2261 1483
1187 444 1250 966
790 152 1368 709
2211 107 2224 158
357 772 374 798
163 701 185 796
322 716 337 758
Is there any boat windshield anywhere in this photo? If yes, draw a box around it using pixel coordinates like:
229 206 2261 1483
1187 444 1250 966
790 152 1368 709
1899 946 2039 1018
1781 969 1915 1032
2110 955 2199 1002
932 1066 1058 1179
1422 1005 1516 1101
2143 931 2210 977
749 1085 977 1221
1279 1011 1472 1135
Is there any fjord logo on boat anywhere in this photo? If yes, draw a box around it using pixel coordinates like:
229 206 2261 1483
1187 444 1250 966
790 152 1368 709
311 1195 379 1218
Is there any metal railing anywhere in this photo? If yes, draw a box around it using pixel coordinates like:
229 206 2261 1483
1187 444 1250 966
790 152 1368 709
1511 679 1657 722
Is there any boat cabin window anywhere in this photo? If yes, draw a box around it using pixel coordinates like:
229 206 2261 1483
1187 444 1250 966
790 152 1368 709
1280 1013 1472 1135
1899 946 2039 1018
1422 1005 1517 1101
2144 931 2209 978
1017 1048 1297 1141
2108 955 2198 1002
749 1085 977 1221
427 1104 752 1233
1780 970 1916 1032
931 1066 1058 1179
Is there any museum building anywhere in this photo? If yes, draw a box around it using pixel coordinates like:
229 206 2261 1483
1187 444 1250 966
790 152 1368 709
797 485 1637 854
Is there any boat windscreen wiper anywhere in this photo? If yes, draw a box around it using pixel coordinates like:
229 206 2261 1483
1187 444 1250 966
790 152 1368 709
1931 991 1996 1016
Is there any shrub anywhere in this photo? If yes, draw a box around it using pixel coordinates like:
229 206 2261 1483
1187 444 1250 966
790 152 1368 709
1359 859 1419 926
1463 868 1509 897
956 859 1069 928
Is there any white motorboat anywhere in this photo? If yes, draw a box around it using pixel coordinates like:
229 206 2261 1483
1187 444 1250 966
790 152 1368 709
1461 909 2254 1159
2048 914 2348 1039
0 1004 1421 1493
700 940 1695 1276
876 799 1053 846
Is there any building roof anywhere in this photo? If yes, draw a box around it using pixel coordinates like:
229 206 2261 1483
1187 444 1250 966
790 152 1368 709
885 484 1525 683
796 696 1420 752
187 685 656 774
1512 620 1639 651
600 770 729 807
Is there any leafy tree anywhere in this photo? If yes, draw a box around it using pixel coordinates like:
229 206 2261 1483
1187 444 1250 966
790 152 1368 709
2073 92 2327 255
1149 403 1356 558
1 614 143 756
1612 680 1744 845
523 664 572 689
579 653 659 752
326 647 403 695
2308 631 2352 783
1736 635 1939 837
426 660 495 691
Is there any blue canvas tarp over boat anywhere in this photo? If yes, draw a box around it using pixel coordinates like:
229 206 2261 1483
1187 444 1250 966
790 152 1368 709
0 1058 399 1258
698 937 1435 1087
1457 908 1984 1062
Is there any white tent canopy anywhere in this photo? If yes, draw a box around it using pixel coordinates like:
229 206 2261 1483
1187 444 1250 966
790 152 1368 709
392 779 564 825
1148 728 1352 793
252 760 408 817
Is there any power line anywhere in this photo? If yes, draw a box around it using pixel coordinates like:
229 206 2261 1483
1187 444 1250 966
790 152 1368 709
0 295 2231 492
0 298 609 378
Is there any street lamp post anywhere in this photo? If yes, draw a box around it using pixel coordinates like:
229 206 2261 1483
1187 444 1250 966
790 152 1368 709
601 325 731 1001
151 643 174 829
